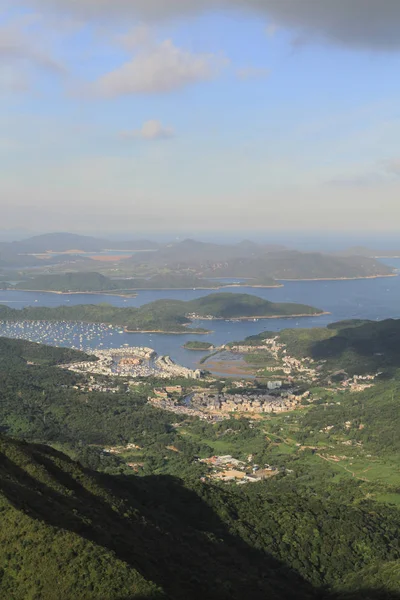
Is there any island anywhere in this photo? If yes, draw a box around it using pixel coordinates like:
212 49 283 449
184 341 215 351
0 292 324 334
13 271 280 292
14 272 139 295
198 251 395 280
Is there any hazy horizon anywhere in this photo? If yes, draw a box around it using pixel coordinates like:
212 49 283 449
1 228 400 253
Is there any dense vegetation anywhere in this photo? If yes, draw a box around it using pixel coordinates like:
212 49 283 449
198 251 394 280
0 337 95 367
184 341 215 350
1 334 400 598
187 293 322 318
14 271 233 292
15 272 133 293
0 293 322 333
243 318 400 375
0 434 321 600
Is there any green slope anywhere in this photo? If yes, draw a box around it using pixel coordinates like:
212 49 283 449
200 251 394 280
15 272 126 292
244 318 400 375
0 435 315 600
1 339 400 597
0 292 323 333
186 292 322 318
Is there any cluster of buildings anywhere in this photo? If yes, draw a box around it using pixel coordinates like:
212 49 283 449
197 454 281 485
148 394 227 422
339 373 378 392
59 347 203 380
186 312 215 321
155 355 203 379
190 391 300 414
231 336 318 382
103 442 142 455
71 380 121 394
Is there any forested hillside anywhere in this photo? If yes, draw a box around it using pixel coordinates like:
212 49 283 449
1 338 400 597
0 434 316 600
0 293 322 333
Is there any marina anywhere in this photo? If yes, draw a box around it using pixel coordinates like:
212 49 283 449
0 258 399 372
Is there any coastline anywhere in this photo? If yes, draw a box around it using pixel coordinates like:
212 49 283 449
9 274 395 295
11 289 138 298
11 283 283 293
279 274 397 282
124 327 211 335
191 311 329 321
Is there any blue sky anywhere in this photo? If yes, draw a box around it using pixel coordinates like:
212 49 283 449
1 0 400 234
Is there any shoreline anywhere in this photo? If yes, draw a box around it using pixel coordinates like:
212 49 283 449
6 274 394 295
11 289 139 298
279 274 397 282
191 311 329 321
10 283 283 294
124 328 211 335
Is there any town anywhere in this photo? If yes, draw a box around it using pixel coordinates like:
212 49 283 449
148 386 311 420
60 347 204 379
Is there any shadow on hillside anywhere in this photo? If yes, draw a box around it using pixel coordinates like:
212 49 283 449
311 320 400 370
0 443 400 600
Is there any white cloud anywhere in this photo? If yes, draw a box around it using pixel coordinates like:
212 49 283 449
121 120 174 140
12 0 400 50
236 66 269 81
92 39 226 96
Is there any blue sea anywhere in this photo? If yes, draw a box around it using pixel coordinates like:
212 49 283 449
0 257 399 369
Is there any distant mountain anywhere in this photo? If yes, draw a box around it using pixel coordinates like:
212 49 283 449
338 246 400 258
129 238 286 265
14 271 273 292
0 233 159 268
6 232 159 254
14 272 125 293
200 251 394 280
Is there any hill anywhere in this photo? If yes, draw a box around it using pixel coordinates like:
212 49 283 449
0 293 323 333
15 272 126 293
129 238 284 265
186 292 323 319
0 337 95 367
14 271 278 292
0 233 158 268
200 251 394 280
243 318 400 375
0 338 400 597
0 434 317 600
338 247 400 258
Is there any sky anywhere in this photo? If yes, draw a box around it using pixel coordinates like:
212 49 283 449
1 0 400 235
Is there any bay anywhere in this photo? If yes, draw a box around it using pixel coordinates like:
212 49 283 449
0 259 399 370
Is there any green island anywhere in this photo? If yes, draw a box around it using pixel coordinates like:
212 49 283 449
2 234 394 287
12 271 280 292
184 341 215 351
1 324 400 598
13 272 224 293
0 292 323 333
13 272 137 294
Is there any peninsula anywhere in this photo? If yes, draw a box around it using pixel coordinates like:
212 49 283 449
13 271 279 292
0 293 324 334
